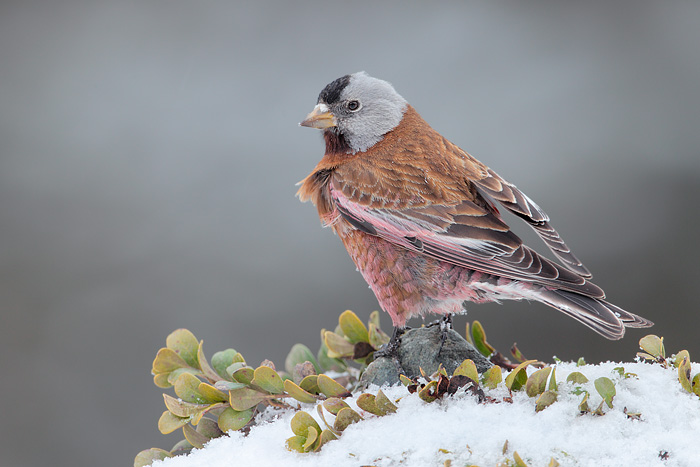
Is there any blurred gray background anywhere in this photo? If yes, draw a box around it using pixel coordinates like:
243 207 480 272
1 1 699 466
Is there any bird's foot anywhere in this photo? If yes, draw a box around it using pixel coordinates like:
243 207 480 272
374 326 407 360
427 314 453 356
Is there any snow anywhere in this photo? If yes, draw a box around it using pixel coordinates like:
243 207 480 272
152 361 700 467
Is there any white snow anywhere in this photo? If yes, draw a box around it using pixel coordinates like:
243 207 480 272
152 361 700 467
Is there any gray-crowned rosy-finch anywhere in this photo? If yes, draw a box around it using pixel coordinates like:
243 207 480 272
298 72 652 341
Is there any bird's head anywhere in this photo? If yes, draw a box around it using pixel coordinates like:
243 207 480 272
300 72 408 154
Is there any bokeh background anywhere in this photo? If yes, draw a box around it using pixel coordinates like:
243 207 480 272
1 1 699 466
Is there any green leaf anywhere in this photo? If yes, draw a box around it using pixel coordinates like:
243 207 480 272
134 448 172 467
153 373 172 389
470 320 495 357
286 435 306 453
285 343 321 375
166 329 200 369
692 373 700 397
333 407 362 432
169 439 194 457
290 410 322 437
535 390 558 412
197 382 229 403
375 390 397 415
317 374 351 398
678 357 692 393
196 341 221 383
481 366 502 389
300 375 321 395
284 379 318 403
157 411 188 434
513 451 528 467
356 393 380 415
166 368 202 386
418 380 438 403
594 377 616 408
399 374 414 386
566 372 589 384
548 367 558 392
338 310 370 344
182 423 209 449
639 335 664 359
229 387 267 411
217 407 254 432
196 417 224 439
510 343 527 363
505 360 537 392
576 357 586 367
323 331 355 358
317 340 347 373
323 397 350 415
526 367 552 398
673 350 690 369
302 426 319 451
253 366 284 394
368 322 390 349
578 391 590 413
231 367 254 385
174 372 207 404
163 394 208 418
316 429 338 450
152 348 190 375
211 349 243 380
453 359 478 381
368 310 381 329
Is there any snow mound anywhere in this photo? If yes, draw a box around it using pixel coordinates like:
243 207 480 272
153 361 700 467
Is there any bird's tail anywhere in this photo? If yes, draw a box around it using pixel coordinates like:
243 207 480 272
536 289 653 340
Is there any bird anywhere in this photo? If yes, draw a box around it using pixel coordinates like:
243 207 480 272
297 71 652 345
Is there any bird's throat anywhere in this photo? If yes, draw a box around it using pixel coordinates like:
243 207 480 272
323 128 351 155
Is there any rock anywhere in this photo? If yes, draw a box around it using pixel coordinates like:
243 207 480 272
360 326 493 387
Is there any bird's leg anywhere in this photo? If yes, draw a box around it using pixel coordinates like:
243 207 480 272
429 314 453 356
374 326 406 359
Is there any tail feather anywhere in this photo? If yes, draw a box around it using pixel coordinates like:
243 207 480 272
537 289 653 340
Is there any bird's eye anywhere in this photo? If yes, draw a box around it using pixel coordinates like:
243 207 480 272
347 100 361 111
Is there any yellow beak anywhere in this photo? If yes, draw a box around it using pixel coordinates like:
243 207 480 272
299 103 337 129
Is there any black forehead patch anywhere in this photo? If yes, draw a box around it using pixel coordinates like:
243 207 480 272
317 74 351 104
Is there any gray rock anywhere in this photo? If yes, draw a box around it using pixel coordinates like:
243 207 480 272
359 326 493 387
